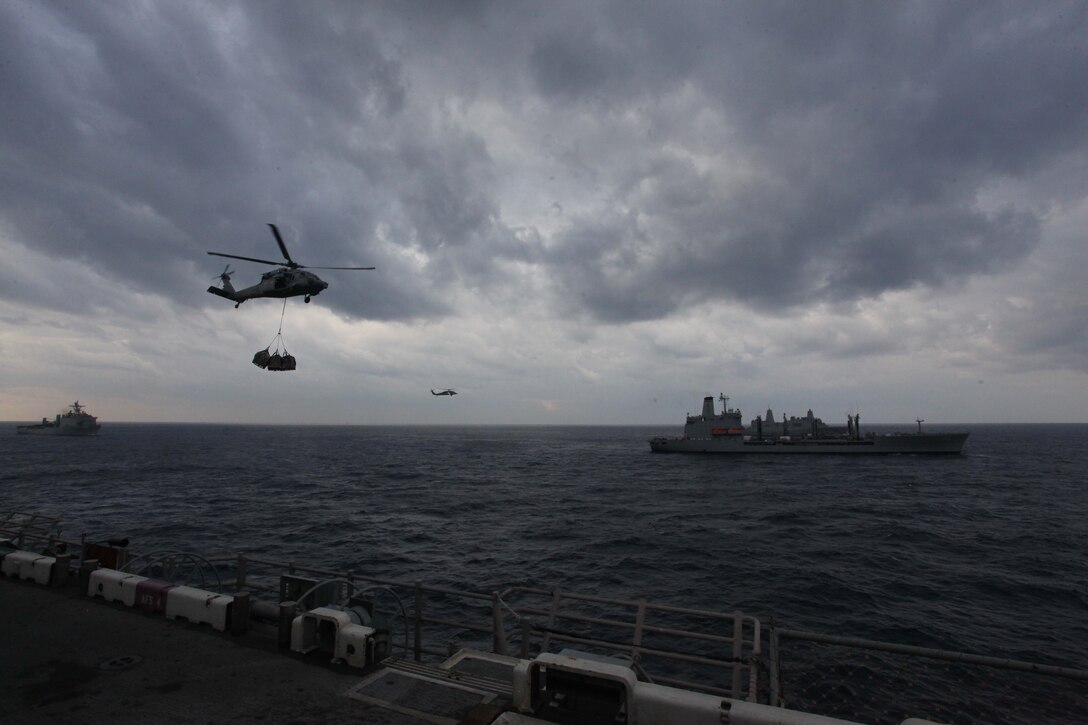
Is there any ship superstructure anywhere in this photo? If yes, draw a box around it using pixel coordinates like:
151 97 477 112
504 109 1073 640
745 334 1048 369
650 394 967 454
16 401 101 436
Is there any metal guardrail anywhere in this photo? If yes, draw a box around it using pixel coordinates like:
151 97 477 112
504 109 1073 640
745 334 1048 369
499 585 761 698
8 515 1084 720
0 511 63 547
769 625 1088 724
221 554 760 699
0 528 760 700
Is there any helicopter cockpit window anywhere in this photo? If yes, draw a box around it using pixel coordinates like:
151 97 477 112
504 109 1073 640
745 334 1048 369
275 275 287 289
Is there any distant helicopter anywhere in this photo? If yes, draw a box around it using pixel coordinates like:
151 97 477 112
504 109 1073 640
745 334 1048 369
431 389 458 396
207 224 374 307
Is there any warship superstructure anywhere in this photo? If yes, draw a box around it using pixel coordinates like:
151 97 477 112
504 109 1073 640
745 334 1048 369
650 394 967 454
15 401 101 436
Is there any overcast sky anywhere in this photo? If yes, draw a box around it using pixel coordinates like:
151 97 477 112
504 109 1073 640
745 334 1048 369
2 1 1086 426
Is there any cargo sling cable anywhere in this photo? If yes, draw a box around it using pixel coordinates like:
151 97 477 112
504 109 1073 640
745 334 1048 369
252 299 297 371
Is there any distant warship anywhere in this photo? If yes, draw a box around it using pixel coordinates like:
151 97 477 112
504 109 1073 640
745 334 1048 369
650 394 967 454
16 401 101 436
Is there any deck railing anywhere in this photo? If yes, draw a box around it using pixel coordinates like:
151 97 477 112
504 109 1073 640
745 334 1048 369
8 515 1084 720
0 526 761 700
0 511 63 548
219 553 761 699
769 625 1088 724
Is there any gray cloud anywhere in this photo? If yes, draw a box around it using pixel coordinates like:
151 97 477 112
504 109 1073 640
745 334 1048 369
529 2 1085 321
2 1 1087 423
6 2 1083 321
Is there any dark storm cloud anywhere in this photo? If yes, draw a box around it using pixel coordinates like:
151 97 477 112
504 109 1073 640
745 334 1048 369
529 27 627 101
529 1 1088 321
2 1 1086 329
0 1 481 320
1 3 272 309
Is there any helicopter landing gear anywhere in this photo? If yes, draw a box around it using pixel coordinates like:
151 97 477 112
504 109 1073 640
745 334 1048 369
235 301 241 308
304 295 311 303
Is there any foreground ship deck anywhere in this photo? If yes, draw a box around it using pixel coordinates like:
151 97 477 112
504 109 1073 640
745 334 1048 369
2 512 1082 724
651 395 968 454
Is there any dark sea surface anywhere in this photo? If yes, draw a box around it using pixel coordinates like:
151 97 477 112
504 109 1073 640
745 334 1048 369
3 422 1086 720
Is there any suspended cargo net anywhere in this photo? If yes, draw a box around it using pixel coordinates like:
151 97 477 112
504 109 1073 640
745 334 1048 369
254 335 296 371
252 300 297 371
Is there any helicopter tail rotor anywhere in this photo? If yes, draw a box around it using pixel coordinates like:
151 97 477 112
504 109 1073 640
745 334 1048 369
213 265 235 293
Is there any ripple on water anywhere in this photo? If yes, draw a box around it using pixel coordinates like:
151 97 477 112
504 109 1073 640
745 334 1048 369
2 422 1086 671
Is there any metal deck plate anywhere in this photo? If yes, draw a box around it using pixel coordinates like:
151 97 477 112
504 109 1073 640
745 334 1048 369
442 650 520 686
345 661 507 725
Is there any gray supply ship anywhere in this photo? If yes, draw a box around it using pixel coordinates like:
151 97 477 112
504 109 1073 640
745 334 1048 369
15 401 101 436
650 394 967 454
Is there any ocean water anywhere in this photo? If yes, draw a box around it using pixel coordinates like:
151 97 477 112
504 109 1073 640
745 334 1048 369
3 422 1086 718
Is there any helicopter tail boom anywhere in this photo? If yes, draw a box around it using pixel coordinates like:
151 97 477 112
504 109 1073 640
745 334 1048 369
207 285 241 302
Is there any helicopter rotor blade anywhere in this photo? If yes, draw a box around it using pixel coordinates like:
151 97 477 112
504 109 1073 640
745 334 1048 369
301 265 376 270
207 251 283 266
267 223 295 266
210 225 374 272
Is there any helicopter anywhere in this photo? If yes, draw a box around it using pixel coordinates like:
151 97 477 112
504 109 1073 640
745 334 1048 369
431 389 458 396
207 224 374 307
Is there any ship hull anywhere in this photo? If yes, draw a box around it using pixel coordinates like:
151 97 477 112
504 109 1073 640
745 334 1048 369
16 401 101 436
16 424 100 436
649 432 968 454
